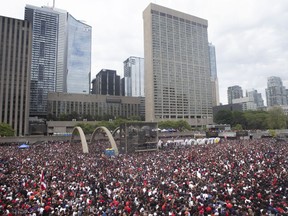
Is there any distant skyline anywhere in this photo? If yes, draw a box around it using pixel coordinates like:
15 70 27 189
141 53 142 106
1 0 287 105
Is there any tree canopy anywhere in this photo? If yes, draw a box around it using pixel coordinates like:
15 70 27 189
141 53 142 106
267 106 287 129
214 108 287 130
158 120 191 131
0 123 15 137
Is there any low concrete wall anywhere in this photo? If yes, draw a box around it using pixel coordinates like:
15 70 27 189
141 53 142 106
2 130 287 144
0 131 197 144
0 135 91 144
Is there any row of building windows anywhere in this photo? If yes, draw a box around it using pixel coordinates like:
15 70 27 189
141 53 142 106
0 16 31 135
154 114 212 119
151 10 207 28
48 101 140 118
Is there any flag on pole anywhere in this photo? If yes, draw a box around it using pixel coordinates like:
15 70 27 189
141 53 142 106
40 170 46 190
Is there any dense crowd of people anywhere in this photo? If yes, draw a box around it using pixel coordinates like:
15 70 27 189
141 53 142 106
0 137 287 215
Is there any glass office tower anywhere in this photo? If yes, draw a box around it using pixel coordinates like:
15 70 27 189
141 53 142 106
25 5 92 117
209 43 220 106
67 14 91 93
143 3 213 127
25 5 59 117
123 56 145 97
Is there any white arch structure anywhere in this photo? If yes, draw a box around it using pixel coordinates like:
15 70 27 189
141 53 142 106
111 127 120 136
71 126 119 155
90 126 119 155
71 126 89 153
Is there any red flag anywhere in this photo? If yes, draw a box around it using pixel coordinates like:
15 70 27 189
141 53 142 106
40 170 46 190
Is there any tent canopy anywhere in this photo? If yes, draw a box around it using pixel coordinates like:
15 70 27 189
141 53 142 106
18 143 30 149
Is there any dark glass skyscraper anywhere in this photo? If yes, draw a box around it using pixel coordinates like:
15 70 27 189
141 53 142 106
227 85 243 104
91 69 120 96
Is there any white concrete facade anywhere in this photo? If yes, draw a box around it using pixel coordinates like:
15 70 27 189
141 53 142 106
143 3 213 127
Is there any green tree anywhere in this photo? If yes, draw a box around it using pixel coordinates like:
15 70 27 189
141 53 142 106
75 118 130 134
158 120 177 130
232 111 246 128
268 129 277 137
114 118 127 128
158 120 192 131
214 110 233 125
267 106 287 129
47 113 58 121
76 123 96 134
175 120 192 131
97 121 116 131
68 111 80 121
59 113 69 121
233 124 243 131
128 116 142 121
81 114 94 121
0 123 15 137
102 114 114 121
244 111 268 130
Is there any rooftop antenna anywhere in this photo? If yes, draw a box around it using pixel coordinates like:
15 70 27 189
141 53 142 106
53 0 55 8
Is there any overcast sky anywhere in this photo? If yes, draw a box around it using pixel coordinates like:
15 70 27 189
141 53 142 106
1 0 288 105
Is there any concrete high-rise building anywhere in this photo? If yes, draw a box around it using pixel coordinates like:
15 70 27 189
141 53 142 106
232 97 257 111
266 76 287 107
231 89 264 111
227 85 243 104
0 16 32 136
91 69 120 96
209 43 220 106
25 5 91 117
123 56 145 97
143 3 213 126
246 89 264 108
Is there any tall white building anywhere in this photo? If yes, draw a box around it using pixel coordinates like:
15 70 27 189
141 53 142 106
123 57 145 97
25 5 91 117
231 88 264 111
143 3 213 126
266 76 287 107
246 89 264 108
232 97 257 111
